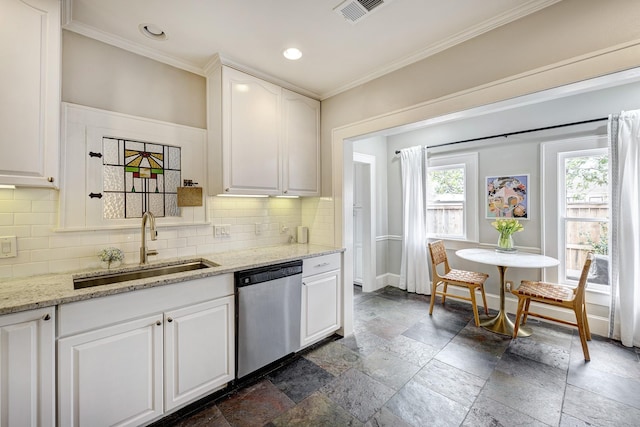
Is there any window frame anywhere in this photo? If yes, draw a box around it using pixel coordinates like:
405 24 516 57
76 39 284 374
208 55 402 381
541 135 610 303
558 147 610 293
426 152 479 242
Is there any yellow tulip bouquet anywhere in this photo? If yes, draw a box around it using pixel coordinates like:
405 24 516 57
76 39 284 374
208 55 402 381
492 218 524 250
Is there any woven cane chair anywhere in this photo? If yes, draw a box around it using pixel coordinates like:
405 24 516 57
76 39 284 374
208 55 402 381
428 240 489 326
512 253 594 361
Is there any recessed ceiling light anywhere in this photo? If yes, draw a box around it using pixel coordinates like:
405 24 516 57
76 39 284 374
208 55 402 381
139 23 167 41
283 48 302 60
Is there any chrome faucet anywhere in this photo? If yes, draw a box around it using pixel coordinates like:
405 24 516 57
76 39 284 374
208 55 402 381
140 211 158 264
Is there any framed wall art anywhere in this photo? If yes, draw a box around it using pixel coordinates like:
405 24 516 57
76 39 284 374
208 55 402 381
486 175 529 219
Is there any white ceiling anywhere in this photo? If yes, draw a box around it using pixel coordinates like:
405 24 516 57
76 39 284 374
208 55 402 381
64 0 560 99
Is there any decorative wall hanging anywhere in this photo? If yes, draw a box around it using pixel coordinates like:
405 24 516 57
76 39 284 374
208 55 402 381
486 175 529 219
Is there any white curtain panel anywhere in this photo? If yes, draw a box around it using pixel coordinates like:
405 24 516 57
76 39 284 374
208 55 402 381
610 110 640 348
399 146 430 295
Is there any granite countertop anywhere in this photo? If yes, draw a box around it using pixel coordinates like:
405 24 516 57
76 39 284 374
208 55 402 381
0 244 344 316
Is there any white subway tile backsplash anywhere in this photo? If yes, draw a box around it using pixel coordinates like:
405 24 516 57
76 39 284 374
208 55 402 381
1 190 335 279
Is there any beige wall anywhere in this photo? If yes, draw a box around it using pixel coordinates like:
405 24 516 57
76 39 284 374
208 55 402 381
320 0 640 195
62 31 207 128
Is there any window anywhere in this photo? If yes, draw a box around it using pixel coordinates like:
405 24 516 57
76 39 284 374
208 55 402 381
426 152 478 241
559 148 609 291
542 135 610 295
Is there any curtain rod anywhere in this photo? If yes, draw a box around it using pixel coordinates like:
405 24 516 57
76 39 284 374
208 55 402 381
394 117 609 154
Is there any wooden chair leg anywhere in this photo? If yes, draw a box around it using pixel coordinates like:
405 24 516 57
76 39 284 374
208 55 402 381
429 280 437 315
469 287 480 326
522 299 531 325
582 303 592 341
442 283 448 304
575 306 591 361
480 286 489 315
512 297 527 338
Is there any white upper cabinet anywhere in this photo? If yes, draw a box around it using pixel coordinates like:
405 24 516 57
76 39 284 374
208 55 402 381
0 0 61 188
282 89 320 196
207 64 320 196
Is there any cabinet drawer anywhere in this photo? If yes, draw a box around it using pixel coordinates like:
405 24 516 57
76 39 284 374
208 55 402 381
58 274 233 337
302 253 341 277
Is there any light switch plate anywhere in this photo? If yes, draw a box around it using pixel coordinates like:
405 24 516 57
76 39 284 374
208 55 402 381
0 236 17 258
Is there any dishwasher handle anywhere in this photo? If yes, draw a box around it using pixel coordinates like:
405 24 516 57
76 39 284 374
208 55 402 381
235 260 303 287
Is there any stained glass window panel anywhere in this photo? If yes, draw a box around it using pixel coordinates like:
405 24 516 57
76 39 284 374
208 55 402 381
102 137 181 219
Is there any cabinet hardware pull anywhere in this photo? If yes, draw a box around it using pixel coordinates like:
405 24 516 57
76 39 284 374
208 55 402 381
225 188 230 192
47 177 54 183
167 317 173 322
89 193 103 199
42 314 51 321
315 262 330 268
156 321 161 326
89 152 103 158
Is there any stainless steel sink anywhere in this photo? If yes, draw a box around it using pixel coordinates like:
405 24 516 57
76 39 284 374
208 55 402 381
73 260 220 290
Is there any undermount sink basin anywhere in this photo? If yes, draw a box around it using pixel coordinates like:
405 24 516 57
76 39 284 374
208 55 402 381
73 260 220 290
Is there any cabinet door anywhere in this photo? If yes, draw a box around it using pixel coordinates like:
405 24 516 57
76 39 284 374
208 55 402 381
164 296 234 411
222 67 281 195
0 0 60 187
0 308 55 427
301 270 341 348
58 315 163 427
282 89 320 196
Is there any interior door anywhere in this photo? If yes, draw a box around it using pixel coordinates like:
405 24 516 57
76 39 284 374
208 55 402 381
353 162 364 285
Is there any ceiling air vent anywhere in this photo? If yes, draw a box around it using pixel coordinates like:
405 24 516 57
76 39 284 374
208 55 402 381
334 0 391 24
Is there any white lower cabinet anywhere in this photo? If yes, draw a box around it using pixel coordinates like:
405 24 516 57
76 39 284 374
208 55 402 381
57 315 164 427
164 296 234 411
301 254 342 348
0 307 55 427
57 275 235 426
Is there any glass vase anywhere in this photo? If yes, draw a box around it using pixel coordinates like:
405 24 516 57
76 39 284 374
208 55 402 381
497 232 514 251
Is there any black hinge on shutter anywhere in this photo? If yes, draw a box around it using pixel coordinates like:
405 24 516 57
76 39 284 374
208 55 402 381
88 193 103 199
89 152 103 158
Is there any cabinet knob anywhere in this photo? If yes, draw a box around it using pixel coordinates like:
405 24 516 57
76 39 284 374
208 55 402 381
47 177 54 183
156 320 162 326
225 188 230 192
284 190 288 194
42 313 51 321
167 317 173 323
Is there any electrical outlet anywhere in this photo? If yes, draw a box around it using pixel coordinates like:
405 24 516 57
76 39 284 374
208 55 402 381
280 223 288 234
214 224 231 238
0 236 17 258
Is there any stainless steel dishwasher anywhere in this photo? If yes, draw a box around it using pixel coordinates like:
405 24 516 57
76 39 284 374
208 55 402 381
235 260 303 379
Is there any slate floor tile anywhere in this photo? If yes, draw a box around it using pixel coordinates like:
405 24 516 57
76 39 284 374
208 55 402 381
355 348 421 390
217 380 295 427
385 374 469 427
482 369 564 426
567 358 640 409
321 368 396 423
435 341 502 380
304 340 361 376
562 384 640 426
462 394 549 427
414 359 486 407
267 393 363 427
267 357 335 403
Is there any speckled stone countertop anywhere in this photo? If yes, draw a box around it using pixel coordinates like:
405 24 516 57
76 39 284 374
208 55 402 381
0 244 344 316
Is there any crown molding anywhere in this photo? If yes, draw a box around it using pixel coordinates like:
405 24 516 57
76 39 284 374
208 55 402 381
62 20 206 76
62 0 559 100
203 54 321 100
319 0 562 99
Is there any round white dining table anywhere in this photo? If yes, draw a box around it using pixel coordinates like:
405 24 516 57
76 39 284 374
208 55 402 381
455 248 559 337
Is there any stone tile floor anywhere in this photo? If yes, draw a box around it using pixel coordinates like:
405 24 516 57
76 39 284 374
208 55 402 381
164 286 640 426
